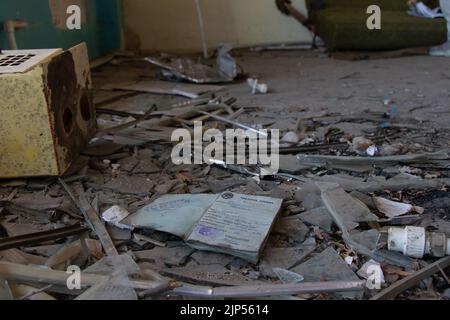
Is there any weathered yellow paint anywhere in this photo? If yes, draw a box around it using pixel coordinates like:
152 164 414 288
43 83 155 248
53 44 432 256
0 66 59 178
44 43 96 176
0 43 96 179
123 0 312 53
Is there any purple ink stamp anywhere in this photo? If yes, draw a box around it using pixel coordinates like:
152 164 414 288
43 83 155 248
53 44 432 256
198 226 214 236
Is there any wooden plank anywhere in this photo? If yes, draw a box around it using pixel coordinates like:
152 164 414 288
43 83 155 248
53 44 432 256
59 179 118 257
10 284 56 300
371 256 450 300
0 261 166 291
79 195 119 257
0 261 106 288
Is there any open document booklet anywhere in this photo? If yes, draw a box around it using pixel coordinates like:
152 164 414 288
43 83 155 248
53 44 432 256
122 192 283 263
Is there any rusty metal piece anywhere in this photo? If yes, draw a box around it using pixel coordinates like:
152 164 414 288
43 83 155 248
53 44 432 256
0 43 96 178
0 224 88 251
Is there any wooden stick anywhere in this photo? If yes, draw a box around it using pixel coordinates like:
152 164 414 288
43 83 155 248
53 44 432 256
371 256 450 300
78 195 119 257
0 261 166 291
59 179 118 257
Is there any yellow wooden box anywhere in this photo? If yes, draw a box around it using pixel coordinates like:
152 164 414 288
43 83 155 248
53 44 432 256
0 43 96 178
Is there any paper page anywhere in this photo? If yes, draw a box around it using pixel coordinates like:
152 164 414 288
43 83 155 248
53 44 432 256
122 194 219 238
186 192 283 254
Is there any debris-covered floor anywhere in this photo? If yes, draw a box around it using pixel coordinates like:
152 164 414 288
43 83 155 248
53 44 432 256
1 49 450 300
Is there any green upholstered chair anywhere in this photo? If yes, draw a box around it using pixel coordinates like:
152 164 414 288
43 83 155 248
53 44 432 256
306 0 447 50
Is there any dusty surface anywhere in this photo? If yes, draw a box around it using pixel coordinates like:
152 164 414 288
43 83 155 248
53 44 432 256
1 50 449 300
93 50 450 151
229 51 450 127
95 51 450 126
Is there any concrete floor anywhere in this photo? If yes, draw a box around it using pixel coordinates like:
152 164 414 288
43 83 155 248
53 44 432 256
89 52 450 300
97 51 450 119
93 50 450 150
228 51 450 128
1 51 449 301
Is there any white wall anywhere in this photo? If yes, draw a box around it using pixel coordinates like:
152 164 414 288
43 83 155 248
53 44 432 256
122 0 312 53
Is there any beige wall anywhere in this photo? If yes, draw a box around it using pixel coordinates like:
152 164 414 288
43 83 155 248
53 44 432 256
122 0 312 54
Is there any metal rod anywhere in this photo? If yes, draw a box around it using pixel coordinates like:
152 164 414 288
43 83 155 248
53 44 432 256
198 110 268 137
194 0 209 59
172 281 365 298
4 20 28 50
0 224 88 251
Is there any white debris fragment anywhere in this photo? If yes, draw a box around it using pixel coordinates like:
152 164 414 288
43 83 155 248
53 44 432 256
281 131 300 144
102 206 134 230
373 197 424 218
344 256 354 265
247 78 268 94
351 136 377 156
357 259 385 284
298 137 315 145
366 145 378 157
259 166 279 177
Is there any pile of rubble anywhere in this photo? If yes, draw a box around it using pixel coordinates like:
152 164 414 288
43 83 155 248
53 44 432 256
1 54 449 300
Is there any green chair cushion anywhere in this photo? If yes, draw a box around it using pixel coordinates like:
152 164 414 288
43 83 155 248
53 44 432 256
315 9 447 50
319 0 409 11
306 0 439 11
